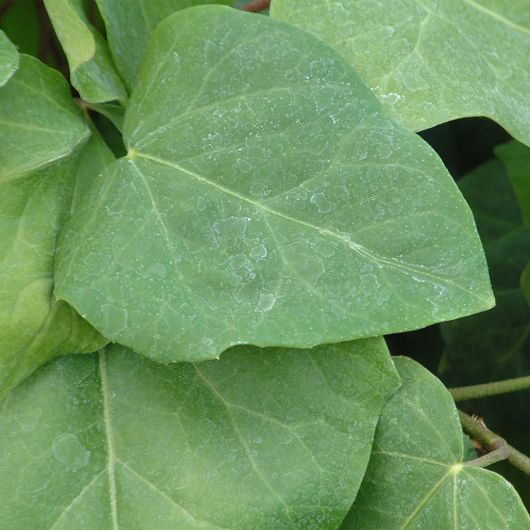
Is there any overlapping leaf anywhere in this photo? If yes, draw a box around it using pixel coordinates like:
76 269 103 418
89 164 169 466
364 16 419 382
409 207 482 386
55 6 493 362
440 159 530 387
95 0 234 91
342 357 530 529
0 339 400 529
0 55 107 397
0 29 18 87
271 0 530 145
43 0 127 104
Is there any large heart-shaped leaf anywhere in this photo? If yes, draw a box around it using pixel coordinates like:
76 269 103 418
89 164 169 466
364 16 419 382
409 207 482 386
440 158 530 389
271 0 530 146
342 357 530 529
0 339 400 529
55 6 493 362
0 56 108 397
95 0 235 91
0 29 18 87
43 0 127 104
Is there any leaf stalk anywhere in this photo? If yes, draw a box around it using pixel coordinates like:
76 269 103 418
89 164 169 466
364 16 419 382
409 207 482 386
458 410 530 476
450 375 530 401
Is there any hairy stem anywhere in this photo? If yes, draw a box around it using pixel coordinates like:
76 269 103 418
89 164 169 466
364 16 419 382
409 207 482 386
450 375 530 401
242 0 271 12
459 410 530 476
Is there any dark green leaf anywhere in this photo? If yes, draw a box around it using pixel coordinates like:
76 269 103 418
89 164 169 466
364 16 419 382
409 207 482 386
55 6 493 362
95 0 235 90
343 357 530 529
271 0 530 145
0 339 400 529
440 159 530 386
43 0 127 104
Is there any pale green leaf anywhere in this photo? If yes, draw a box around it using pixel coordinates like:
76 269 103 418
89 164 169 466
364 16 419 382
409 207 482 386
0 56 109 397
0 338 400 529
55 6 493 362
343 357 530 529
95 0 235 91
440 159 530 386
43 0 127 104
0 29 18 87
271 0 530 145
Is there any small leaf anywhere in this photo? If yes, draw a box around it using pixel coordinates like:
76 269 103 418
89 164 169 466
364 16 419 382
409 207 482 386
271 0 530 146
440 159 530 387
55 6 493 362
343 357 530 529
95 0 235 90
43 0 127 104
0 339 400 529
0 56 110 396
0 29 18 87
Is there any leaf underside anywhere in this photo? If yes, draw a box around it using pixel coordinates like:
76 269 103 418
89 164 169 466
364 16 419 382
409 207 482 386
55 6 493 363
0 339 400 530
271 0 530 147
43 0 127 104
343 357 530 529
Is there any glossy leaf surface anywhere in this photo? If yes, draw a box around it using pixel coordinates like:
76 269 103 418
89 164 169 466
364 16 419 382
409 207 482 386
0 56 107 397
95 0 234 90
0 339 400 529
271 0 530 145
0 29 18 87
43 0 127 104
440 159 530 387
55 6 493 362
343 357 530 529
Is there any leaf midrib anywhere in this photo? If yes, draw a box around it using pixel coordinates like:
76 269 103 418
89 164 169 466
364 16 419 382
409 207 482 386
132 151 491 305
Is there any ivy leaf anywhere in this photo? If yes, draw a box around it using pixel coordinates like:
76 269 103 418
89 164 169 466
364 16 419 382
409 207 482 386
0 339 400 529
43 0 127 104
0 30 18 87
271 0 530 145
55 6 493 362
440 159 530 388
95 0 235 91
0 56 108 397
342 357 530 529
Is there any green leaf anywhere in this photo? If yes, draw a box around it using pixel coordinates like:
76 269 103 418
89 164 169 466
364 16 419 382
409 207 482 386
497 141 530 230
342 357 530 529
271 0 530 145
43 0 127 104
55 6 493 362
0 56 108 397
95 0 235 91
0 339 400 529
440 159 530 386
496 141 530 305
0 29 18 87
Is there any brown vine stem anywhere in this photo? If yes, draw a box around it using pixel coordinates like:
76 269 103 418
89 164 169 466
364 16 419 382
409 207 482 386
458 410 530 476
242 0 271 12
450 375 530 401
